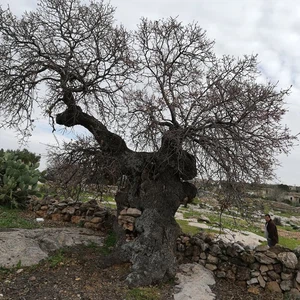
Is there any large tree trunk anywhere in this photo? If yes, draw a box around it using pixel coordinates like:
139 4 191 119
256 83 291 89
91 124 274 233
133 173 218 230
113 151 197 286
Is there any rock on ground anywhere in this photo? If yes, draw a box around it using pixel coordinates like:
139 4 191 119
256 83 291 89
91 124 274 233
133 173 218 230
174 263 216 300
0 228 104 267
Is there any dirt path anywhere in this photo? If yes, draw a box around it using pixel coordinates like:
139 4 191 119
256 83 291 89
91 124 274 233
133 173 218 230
278 229 300 240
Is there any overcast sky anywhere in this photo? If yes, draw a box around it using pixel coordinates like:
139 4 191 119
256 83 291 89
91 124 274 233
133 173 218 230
0 0 299 185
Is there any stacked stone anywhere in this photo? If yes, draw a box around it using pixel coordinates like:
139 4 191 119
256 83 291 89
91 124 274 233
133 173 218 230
176 232 300 296
118 207 142 241
28 196 114 231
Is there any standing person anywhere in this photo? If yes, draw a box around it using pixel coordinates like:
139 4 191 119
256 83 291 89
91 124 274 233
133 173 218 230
264 214 279 247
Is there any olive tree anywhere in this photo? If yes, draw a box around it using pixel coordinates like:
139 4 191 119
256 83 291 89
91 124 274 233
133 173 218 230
0 0 295 286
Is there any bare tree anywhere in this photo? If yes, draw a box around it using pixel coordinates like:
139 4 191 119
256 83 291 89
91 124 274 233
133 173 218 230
0 0 295 286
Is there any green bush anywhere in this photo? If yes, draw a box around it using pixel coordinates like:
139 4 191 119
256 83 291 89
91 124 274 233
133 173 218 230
273 216 282 226
0 150 45 208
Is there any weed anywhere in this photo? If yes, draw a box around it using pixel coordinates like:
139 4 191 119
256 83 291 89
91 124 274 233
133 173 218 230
99 231 117 255
16 260 22 269
0 206 39 229
48 249 65 267
0 266 11 275
86 241 98 249
191 197 202 205
126 287 162 300
78 220 85 228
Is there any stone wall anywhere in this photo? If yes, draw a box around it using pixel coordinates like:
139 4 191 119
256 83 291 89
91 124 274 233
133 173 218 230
28 197 300 296
29 196 142 240
28 196 114 232
177 232 300 296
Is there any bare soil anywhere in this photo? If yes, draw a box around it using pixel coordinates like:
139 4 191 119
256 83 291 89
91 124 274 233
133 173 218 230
212 279 286 300
0 249 291 300
0 246 174 300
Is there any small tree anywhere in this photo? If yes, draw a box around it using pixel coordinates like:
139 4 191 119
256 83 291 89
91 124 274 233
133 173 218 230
0 0 296 286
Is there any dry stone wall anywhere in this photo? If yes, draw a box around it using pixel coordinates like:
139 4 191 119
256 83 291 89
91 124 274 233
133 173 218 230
28 196 115 232
177 232 300 296
28 196 300 296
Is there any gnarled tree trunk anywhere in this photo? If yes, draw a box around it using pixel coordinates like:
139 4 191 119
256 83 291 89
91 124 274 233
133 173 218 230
113 149 197 286
56 103 198 287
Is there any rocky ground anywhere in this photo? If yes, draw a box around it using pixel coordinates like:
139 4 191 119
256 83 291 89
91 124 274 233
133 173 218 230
212 279 286 300
1 205 299 299
0 246 290 300
0 245 174 300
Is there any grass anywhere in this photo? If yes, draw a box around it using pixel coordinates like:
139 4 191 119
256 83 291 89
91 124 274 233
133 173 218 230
86 241 99 249
103 202 117 209
178 202 300 250
101 195 117 209
181 208 262 234
277 224 299 232
278 236 299 250
0 206 40 229
176 219 201 235
84 232 117 255
260 236 300 250
276 211 300 218
47 249 66 267
182 210 202 220
99 230 117 255
0 266 11 275
126 287 163 300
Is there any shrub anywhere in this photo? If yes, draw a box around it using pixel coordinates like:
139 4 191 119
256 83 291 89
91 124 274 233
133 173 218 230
0 150 45 208
273 216 282 226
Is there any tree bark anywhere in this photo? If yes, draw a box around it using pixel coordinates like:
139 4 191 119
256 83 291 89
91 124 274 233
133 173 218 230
113 151 197 286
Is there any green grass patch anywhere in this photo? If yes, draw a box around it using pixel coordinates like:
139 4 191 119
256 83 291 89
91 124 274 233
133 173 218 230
0 206 39 229
278 236 300 250
99 231 117 255
260 236 299 250
277 225 300 232
0 266 11 275
126 287 162 300
276 211 300 218
101 195 117 209
48 249 66 267
79 191 96 202
191 197 202 205
102 195 115 203
182 210 201 219
103 202 117 209
176 219 201 235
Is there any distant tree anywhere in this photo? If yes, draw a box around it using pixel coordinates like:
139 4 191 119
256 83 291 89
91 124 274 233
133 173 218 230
0 148 40 165
277 184 290 192
0 0 296 286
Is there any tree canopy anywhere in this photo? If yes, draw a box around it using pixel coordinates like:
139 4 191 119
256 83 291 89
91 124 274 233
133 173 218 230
0 0 294 185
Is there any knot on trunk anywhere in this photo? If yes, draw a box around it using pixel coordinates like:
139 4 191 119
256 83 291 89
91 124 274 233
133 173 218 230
56 105 82 127
159 131 197 180
181 181 198 207
178 151 197 180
